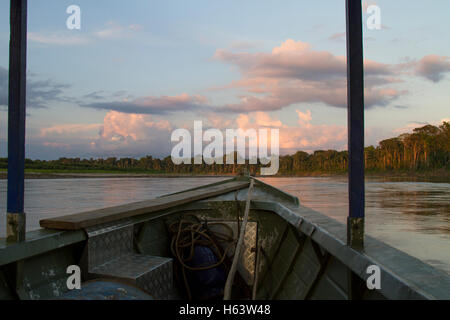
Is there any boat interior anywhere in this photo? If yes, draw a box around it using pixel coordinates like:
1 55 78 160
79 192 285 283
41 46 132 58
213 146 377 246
1 177 449 300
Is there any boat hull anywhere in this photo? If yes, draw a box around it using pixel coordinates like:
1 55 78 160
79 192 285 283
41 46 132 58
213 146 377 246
1 177 449 300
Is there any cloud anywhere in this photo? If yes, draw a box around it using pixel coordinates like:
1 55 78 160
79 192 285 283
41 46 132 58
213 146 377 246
228 110 347 154
2 65 206 115
42 142 70 148
99 111 171 141
393 105 409 110
393 119 450 134
44 110 348 159
73 40 447 117
40 123 101 137
328 33 346 42
28 22 144 46
41 111 172 143
213 39 403 113
82 93 208 115
36 111 174 158
26 79 71 109
214 40 347 82
78 44 393 115
82 91 107 100
81 90 133 102
216 79 402 113
28 32 90 46
414 55 450 82
271 39 311 55
91 111 173 157
283 111 347 152
94 22 144 39
0 66 71 109
235 112 283 129
296 110 312 123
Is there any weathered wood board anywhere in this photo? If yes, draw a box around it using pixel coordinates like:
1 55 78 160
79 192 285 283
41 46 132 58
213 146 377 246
40 180 249 231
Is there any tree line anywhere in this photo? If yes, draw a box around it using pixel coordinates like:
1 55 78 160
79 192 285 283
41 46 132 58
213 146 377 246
0 122 448 175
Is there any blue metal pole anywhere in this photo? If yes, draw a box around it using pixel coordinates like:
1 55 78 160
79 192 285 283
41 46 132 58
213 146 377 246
7 0 27 242
346 0 365 249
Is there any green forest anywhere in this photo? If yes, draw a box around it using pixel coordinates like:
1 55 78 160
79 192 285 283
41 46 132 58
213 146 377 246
1 122 449 176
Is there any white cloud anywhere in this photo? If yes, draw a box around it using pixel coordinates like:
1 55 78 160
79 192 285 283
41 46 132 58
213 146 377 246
28 32 90 46
28 22 144 46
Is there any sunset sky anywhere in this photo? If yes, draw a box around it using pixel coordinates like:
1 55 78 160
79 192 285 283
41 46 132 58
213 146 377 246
0 0 449 160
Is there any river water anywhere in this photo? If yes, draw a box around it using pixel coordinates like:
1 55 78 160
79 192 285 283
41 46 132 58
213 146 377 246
0 176 449 275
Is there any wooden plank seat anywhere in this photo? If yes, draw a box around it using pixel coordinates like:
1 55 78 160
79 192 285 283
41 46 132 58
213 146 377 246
40 180 249 230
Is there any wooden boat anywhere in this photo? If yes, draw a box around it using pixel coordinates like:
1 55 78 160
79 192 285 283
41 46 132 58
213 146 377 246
1 176 449 300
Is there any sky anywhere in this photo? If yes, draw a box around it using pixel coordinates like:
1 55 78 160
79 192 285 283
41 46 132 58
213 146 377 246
0 0 449 160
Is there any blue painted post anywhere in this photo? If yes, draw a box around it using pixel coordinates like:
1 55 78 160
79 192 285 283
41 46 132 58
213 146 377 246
7 0 27 243
346 0 365 250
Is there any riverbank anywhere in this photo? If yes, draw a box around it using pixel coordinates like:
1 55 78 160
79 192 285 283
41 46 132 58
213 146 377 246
0 171 233 179
0 168 449 180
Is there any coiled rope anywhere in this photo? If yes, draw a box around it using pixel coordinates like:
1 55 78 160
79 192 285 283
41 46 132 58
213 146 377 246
168 214 236 300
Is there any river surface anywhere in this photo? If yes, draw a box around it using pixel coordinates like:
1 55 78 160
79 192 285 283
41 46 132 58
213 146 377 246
0 176 449 275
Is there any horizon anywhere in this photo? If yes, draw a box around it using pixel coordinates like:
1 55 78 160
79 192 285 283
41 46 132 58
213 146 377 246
3 119 447 161
1 1 449 160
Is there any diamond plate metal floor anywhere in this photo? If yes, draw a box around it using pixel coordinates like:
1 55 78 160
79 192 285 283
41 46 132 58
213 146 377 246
84 219 174 300
90 253 173 300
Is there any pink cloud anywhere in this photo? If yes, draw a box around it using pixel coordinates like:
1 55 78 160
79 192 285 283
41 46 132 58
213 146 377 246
99 111 172 142
226 110 347 154
74 40 448 118
38 111 174 157
214 39 402 112
328 33 346 42
40 123 101 137
282 110 347 152
272 39 310 54
235 112 283 129
296 110 312 123
42 142 70 148
87 111 174 156
414 55 450 82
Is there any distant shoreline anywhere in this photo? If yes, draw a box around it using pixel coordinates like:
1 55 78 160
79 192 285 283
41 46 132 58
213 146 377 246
0 169 448 180
0 172 235 179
